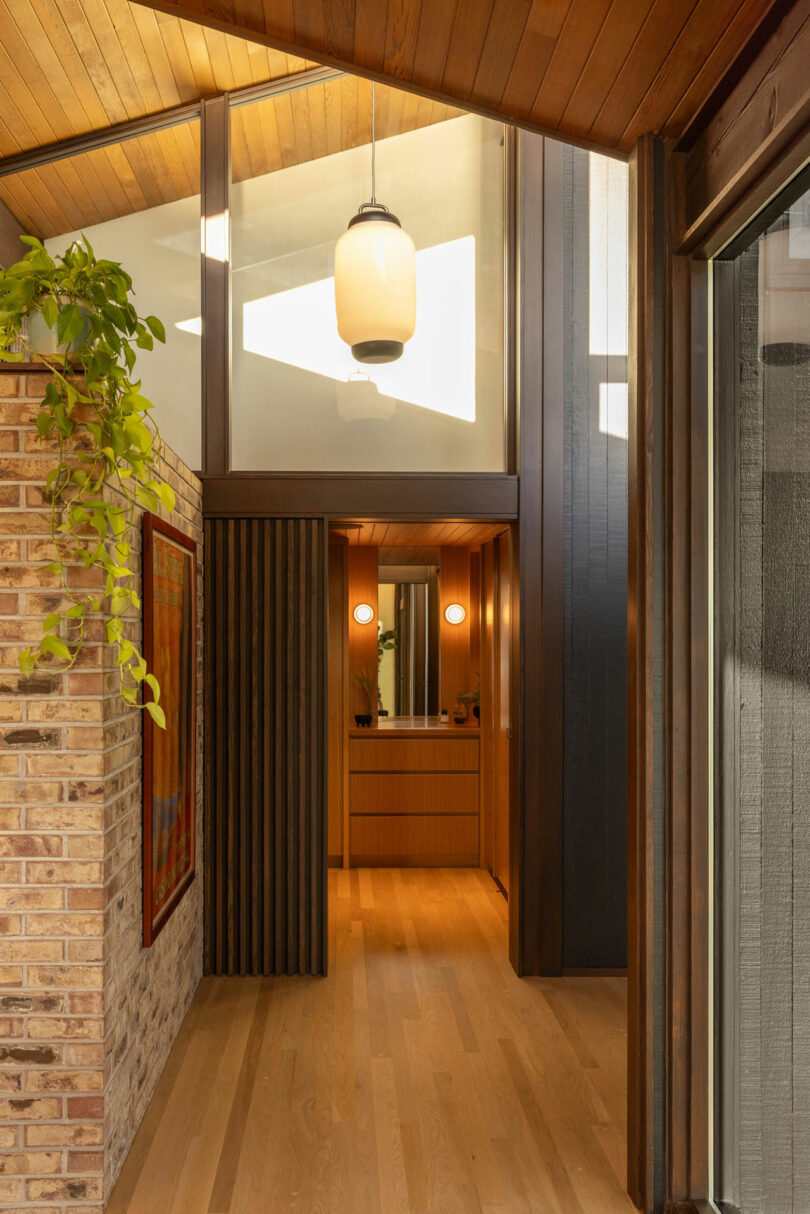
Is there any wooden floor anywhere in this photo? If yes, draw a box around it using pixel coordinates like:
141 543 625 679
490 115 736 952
109 869 633 1213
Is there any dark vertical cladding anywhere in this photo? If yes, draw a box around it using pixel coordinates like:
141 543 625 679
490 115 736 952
204 517 326 975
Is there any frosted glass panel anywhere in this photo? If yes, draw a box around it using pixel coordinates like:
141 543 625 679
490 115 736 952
230 112 505 471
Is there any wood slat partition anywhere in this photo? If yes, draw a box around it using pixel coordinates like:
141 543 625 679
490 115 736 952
204 517 327 976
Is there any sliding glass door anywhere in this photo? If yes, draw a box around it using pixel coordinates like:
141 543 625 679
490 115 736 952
713 170 810 1213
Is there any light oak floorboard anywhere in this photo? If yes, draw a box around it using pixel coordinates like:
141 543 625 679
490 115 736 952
108 868 634 1213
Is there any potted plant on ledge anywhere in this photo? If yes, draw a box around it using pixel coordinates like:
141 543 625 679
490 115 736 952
355 667 376 728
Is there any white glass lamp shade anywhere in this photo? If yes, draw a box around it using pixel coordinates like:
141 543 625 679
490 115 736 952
444 603 466 625
353 603 374 624
335 209 416 363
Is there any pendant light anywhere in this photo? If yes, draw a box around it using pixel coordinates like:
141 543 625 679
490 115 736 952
334 83 416 364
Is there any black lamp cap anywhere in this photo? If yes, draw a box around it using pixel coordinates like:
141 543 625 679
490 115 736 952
348 203 402 230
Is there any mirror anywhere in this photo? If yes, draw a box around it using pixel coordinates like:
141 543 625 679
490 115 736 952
377 561 439 717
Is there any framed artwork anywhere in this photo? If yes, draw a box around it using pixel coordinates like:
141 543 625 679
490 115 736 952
142 512 197 946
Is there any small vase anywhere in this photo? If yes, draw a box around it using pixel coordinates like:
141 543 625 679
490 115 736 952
452 703 468 725
473 705 480 721
354 713 373 728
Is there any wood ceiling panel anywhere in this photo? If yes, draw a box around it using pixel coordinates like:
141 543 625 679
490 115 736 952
336 521 509 550
230 76 460 184
0 119 201 236
0 0 316 160
128 0 786 154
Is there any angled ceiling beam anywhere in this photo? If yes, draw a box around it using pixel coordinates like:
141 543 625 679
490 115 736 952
0 198 29 268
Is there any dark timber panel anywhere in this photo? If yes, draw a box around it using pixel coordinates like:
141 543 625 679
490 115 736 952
561 145 628 969
204 517 327 975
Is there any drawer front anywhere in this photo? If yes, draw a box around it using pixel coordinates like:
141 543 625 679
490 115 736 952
350 814 479 866
349 737 479 773
350 772 479 815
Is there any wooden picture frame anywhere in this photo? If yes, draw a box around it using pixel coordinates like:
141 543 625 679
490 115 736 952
142 512 197 947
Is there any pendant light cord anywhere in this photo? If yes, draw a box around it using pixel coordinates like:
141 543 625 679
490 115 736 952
371 81 376 206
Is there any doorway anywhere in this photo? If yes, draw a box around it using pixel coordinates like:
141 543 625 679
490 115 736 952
326 520 514 901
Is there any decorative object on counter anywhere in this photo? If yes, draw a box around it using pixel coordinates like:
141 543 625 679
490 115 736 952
353 602 374 624
440 707 449 724
455 684 480 725
355 666 376 727
444 602 466 624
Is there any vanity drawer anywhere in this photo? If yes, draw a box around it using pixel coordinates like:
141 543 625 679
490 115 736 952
350 772 479 815
349 737 479 773
350 814 479 866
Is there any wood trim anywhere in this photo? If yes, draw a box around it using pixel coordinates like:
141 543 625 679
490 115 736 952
627 133 665 1214
201 95 230 476
678 4 810 255
513 130 543 975
202 474 519 518
666 239 711 1205
142 511 198 948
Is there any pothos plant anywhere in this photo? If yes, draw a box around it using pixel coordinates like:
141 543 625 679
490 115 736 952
0 235 175 728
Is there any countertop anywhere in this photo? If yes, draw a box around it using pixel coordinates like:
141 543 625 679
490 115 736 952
349 715 480 738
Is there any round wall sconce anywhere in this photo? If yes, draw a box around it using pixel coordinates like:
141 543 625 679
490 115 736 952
444 603 466 625
353 603 374 624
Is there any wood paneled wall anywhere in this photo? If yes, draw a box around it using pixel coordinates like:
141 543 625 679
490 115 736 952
439 545 473 709
204 517 327 976
347 546 378 718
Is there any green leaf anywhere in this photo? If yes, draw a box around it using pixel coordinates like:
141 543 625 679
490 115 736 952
145 315 166 343
144 672 160 702
56 303 84 345
41 296 58 328
40 633 71 661
145 700 166 730
42 613 61 632
155 482 176 511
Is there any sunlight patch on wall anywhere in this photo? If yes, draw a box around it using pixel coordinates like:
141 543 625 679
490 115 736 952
241 236 476 421
589 155 628 357
599 381 628 439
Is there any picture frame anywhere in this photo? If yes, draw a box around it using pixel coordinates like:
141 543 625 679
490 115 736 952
142 512 197 946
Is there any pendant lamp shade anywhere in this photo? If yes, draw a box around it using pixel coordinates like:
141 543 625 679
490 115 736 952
335 206 416 363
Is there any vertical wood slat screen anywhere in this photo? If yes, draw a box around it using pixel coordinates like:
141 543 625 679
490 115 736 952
204 518 326 975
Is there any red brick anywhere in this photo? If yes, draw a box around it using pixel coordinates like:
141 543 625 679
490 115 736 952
66 1095 103 1120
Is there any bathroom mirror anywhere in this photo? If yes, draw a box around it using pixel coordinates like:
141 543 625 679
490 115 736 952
377 561 439 716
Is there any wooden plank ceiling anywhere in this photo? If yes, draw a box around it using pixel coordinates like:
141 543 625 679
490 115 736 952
0 46 457 236
333 521 509 554
132 0 784 154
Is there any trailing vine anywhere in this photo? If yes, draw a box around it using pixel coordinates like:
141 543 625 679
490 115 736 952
0 235 175 728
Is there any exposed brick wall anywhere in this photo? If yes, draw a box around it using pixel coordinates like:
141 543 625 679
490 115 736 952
0 370 203 1211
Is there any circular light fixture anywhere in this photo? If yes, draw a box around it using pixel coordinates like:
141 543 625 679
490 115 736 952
334 84 416 365
444 603 466 625
353 603 374 625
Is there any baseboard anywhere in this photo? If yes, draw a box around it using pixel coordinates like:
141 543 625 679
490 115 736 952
562 967 628 977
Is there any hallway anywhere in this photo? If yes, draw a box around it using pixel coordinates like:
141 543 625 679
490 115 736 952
109 869 632 1213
